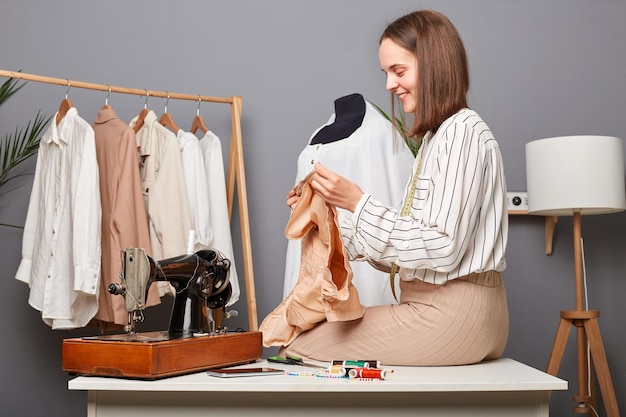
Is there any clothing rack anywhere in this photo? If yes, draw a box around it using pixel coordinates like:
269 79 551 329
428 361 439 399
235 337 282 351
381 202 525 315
0 69 258 331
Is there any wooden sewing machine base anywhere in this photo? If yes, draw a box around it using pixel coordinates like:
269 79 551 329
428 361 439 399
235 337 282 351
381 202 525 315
62 330 263 380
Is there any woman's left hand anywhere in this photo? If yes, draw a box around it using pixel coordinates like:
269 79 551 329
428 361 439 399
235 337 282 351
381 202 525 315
286 187 300 210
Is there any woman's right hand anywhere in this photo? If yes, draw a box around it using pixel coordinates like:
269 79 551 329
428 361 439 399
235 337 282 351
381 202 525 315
309 163 363 212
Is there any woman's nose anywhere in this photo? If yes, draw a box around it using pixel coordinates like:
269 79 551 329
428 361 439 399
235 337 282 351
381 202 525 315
385 76 397 91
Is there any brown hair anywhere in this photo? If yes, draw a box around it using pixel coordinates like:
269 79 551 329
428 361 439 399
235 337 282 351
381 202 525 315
380 10 469 138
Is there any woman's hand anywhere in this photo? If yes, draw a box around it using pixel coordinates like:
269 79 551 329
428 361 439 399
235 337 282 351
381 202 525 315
286 187 299 210
309 162 364 212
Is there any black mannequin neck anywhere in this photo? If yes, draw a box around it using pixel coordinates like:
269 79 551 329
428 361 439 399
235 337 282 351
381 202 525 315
310 93 366 145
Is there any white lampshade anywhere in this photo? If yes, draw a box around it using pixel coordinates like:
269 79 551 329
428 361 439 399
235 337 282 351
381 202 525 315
525 135 626 216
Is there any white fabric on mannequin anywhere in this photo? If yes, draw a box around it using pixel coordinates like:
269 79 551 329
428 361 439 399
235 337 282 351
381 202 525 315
283 100 415 306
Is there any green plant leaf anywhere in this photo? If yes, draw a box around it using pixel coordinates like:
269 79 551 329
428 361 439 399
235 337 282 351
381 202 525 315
369 100 420 157
0 75 51 228
0 72 26 106
0 110 50 193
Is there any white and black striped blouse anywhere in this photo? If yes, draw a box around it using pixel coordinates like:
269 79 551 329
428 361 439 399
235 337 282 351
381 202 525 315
341 108 508 284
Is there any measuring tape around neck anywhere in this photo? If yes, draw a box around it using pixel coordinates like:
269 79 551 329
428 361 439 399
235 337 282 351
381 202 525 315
388 146 425 302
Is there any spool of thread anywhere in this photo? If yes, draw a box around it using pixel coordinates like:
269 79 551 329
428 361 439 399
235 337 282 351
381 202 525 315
331 360 381 368
348 367 392 380
342 360 370 368
186 230 196 254
327 365 347 376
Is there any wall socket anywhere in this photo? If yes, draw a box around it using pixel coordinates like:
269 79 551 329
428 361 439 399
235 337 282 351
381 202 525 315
506 191 528 211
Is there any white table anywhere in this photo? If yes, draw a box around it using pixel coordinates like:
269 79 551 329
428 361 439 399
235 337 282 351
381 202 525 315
68 358 567 417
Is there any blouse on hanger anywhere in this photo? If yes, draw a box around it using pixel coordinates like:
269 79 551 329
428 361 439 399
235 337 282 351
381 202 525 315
15 107 102 329
177 130 213 249
198 131 240 307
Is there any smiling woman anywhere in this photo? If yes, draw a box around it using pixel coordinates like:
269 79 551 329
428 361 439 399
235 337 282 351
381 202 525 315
379 38 419 114
268 9 510 367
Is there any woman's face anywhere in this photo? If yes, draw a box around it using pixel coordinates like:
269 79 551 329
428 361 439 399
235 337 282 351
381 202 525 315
379 38 418 114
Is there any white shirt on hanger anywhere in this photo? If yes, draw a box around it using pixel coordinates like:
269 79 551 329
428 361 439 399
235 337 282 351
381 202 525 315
198 131 240 307
15 107 102 329
283 101 415 306
177 130 213 249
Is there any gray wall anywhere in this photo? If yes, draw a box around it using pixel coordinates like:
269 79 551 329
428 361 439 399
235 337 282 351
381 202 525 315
1 1 625 416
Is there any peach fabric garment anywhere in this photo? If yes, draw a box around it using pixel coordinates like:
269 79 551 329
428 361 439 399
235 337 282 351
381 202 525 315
260 173 365 346
280 270 509 366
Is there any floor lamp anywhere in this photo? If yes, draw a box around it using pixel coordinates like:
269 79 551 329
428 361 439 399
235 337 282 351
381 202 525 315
526 135 625 417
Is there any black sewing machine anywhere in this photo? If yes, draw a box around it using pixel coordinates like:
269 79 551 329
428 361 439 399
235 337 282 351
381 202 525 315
109 247 234 337
62 248 262 379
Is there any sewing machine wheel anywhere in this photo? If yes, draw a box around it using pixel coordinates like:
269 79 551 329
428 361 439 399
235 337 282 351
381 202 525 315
205 280 232 309
196 249 231 298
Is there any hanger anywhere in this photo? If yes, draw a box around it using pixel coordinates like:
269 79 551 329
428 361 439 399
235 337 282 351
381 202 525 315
133 90 150 133
159 92 179 132
190 96 208 134
55 79 73 125
101 85 112 110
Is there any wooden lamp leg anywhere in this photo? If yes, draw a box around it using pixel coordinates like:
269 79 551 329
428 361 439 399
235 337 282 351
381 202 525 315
546 311 620 416
584 316 620 416
545 212 620 416
546 316 572 384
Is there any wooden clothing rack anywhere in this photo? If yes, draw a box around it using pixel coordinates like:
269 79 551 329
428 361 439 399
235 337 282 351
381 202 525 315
0 69 258 331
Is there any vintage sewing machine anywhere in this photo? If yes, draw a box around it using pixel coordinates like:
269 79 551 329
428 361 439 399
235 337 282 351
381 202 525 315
62 248 262 380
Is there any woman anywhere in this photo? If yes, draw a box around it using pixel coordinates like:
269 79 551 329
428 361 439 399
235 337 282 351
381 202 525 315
280 9 509 366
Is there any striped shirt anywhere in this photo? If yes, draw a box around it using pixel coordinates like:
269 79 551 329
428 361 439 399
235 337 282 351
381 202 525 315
341 109 508 284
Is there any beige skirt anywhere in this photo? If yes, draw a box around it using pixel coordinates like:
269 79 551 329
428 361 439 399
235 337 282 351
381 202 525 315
280 270 509 366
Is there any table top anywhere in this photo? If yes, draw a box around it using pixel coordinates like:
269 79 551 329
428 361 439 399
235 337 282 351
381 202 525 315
68 358 567 393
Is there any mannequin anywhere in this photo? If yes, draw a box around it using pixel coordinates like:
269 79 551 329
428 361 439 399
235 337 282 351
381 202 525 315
283 94 415 306
310 93 366 144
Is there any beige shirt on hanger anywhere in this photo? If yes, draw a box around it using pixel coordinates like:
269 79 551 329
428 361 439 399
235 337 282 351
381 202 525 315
130 111 192 289
92 105 161 326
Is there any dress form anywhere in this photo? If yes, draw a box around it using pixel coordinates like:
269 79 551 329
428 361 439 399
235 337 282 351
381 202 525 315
284 97 416 306
310 93 366 145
